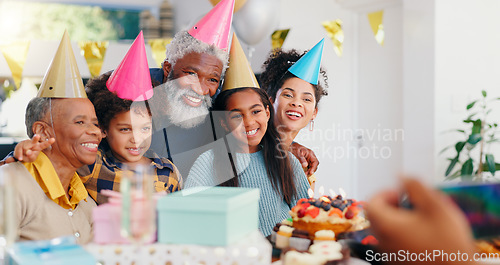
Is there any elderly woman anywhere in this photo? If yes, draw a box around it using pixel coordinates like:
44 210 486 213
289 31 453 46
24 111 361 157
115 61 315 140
0 97 101 244
0 32 101 244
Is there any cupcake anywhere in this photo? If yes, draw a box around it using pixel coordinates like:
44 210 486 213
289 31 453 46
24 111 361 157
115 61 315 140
276 225 294 249
309 241 343 262
289 229 311 251
271 223 282 243
283 250 325 265
313 230 335 244
271 220 293 243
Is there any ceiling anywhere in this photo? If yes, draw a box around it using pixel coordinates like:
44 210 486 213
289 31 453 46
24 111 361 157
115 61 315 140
12 0 165 10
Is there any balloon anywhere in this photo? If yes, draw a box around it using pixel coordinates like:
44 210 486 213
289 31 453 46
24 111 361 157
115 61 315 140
232 0 280 46
209 0 247 13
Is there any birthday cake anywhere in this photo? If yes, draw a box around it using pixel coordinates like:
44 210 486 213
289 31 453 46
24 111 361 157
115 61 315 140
289 195 370 237
271 195 373 252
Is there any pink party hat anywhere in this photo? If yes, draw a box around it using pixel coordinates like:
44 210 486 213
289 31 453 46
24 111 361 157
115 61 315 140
188 0 235 51
106 31 153 101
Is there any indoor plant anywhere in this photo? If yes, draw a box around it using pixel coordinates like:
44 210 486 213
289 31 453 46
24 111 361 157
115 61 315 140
442 90 500 181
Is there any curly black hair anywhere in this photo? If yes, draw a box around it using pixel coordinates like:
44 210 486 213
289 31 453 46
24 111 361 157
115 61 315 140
259 49 328 107
85 71 151 131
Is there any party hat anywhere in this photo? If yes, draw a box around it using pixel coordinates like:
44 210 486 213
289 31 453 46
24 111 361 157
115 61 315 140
106 31 153 101
221 33 259 91
37 30 86 98
287 38 325 85
188 0 234 51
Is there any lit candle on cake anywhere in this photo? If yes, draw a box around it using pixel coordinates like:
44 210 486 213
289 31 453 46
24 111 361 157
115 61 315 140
329 189 337 198
308 188 314 199
318 186 325 197
339 187 347 200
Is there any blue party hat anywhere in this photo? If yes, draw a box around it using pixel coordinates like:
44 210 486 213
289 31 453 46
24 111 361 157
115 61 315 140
287 38 325 85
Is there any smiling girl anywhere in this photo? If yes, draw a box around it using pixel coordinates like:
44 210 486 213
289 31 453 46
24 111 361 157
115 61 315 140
184 34 309 236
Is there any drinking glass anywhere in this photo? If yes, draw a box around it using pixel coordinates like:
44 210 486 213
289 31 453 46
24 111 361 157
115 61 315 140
120 164 156 245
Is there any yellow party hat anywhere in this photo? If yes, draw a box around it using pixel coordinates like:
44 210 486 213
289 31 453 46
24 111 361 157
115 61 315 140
37 30 86 98
221 33 259 91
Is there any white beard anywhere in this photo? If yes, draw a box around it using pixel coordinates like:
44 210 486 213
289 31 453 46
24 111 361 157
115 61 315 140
161 80 212 129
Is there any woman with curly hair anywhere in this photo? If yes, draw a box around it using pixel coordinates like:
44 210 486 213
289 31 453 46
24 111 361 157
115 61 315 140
259 40 329 189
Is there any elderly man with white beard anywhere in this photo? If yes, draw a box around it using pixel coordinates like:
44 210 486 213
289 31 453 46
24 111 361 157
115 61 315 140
148 29 230 178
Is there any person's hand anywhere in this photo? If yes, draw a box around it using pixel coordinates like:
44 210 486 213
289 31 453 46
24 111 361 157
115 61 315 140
366 178 477 265
5 135 55 163
290 142 319 176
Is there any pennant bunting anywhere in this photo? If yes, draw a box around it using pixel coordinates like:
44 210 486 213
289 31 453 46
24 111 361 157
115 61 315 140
78 41 108 78
367 10 384 46
271 29 290 50
322 19 344 57
148 38 172 68
0 41 30 89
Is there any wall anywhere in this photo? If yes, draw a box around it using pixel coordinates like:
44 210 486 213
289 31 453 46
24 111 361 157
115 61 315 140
278 0 357 198
355 2 404 199
402 0 436 184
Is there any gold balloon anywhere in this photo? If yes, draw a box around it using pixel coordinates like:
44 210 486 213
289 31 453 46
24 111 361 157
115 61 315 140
322 19 344 57
271 29 290 50
209 0 247 13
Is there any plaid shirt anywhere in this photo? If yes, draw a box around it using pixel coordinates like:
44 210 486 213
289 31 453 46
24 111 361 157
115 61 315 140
78 145 182 205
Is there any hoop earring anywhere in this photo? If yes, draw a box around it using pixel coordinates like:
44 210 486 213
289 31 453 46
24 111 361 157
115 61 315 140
309 120 314 131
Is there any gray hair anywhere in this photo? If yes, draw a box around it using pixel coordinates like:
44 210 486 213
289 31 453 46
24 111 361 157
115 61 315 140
164 30 229 75
25 97 52 138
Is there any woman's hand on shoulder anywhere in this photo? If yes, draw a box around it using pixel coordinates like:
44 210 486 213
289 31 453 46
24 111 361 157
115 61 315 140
290 142 319 176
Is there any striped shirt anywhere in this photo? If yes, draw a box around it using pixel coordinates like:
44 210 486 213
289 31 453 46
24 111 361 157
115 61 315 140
184 149 309 236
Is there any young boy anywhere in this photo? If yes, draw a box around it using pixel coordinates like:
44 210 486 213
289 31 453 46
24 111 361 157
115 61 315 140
81 71 182 205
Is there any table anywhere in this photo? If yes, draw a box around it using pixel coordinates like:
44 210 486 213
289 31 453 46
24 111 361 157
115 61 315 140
85 231 272 265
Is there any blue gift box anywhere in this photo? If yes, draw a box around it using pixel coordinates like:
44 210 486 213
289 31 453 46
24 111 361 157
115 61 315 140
6 237 96 265
157 186 260 246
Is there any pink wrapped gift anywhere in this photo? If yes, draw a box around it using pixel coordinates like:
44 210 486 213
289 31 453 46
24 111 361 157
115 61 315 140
92 192 157 244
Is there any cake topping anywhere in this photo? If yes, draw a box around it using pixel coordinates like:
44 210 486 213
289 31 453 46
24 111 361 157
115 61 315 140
278 225 295 235
345 205 360 219
306 207 320 218
282 218 293 226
